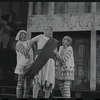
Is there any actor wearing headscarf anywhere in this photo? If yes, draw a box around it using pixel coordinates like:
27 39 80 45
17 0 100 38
55 36 75 98
25 26 58 98
14 30 34 98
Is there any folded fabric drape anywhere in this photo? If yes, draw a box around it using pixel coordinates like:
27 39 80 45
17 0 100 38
25 38 59 79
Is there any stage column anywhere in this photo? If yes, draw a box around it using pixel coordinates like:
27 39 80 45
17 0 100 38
27 2 33 39
90 2 96 91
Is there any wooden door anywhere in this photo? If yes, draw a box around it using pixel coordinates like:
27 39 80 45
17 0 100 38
72 36 90 90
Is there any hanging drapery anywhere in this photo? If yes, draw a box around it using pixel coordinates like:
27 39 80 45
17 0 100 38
25 38 59 79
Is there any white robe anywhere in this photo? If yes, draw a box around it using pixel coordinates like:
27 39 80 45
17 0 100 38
31 34 55 89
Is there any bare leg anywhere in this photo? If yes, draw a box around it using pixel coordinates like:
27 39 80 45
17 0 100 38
33 82 41 98
44 84 52 98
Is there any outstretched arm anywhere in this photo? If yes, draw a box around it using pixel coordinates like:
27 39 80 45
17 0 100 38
29 34 43 46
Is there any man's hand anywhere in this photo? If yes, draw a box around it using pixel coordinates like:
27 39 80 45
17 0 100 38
25 54 30 59
54 52 60 58
26 45 31 52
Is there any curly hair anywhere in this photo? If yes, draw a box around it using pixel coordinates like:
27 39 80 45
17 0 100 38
63 36 72 46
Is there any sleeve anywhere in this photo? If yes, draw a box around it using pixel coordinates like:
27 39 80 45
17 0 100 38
63 46 73 62
16 42 29 56
30 34 42 44
57 46 73 63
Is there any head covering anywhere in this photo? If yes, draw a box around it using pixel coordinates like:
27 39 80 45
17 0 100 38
63 36 72 45
15 30 27 40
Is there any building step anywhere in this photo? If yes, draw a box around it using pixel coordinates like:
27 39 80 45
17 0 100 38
0 86 61 97
0 93 77 99
53 96 76 98
0 86 16 94
1 86 100 99
0 86 16 99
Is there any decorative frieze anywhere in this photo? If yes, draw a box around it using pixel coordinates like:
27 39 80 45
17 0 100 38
27 13 100 33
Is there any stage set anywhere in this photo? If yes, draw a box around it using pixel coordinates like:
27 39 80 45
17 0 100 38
0 2 100 99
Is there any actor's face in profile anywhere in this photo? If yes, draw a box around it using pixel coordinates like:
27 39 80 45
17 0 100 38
62 38 69 46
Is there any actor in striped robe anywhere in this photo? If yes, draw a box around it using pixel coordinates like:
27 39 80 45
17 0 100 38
55 36 75 98
14 30 34 98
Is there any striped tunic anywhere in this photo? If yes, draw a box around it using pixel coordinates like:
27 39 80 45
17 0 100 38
56 46 75 98
56 46 75 80
14 40 33 75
